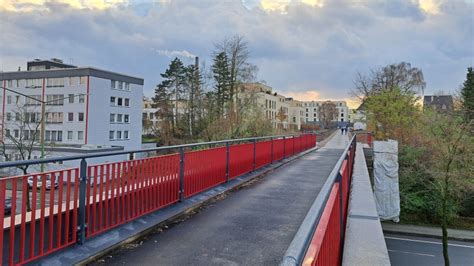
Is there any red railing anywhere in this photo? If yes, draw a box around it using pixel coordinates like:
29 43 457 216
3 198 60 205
302 137 356 266
184 147 226 198
85 154 180 238
0 134 316 265
1 169 79 265
303 184 341 266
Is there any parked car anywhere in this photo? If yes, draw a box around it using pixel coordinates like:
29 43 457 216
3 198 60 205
4 198 12 215
27 174 59 190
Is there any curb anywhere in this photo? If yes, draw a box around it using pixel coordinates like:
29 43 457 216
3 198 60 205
382 224 474 243
33 146 319 266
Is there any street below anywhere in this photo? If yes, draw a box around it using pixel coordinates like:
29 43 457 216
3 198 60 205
385 233 474 266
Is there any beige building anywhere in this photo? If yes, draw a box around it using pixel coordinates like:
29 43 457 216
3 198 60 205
239 83 303 130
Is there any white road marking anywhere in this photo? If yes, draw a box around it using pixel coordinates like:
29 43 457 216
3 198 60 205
385 236 474 249
388 249 435 257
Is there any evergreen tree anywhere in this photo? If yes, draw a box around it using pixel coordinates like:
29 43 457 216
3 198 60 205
211 52 231 117
154 58 186 135
461 67 474 119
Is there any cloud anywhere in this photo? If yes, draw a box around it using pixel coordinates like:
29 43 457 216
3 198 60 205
0 0 472 103
153 49 197 59
284 90 321 101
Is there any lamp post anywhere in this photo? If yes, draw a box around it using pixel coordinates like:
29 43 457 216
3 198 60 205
1 86 87 171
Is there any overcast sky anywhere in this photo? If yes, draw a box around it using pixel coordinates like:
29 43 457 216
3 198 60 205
1 0 473 107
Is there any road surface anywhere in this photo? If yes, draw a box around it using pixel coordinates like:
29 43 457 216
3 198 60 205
385 233 474 266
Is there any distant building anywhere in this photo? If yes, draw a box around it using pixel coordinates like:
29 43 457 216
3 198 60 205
0 59 144 175
142 98 160 135
239 83 291 129
301 100 349 126
423 95 453 113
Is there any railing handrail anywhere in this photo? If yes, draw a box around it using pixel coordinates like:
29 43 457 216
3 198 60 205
0 134 309 169
280 134 356 266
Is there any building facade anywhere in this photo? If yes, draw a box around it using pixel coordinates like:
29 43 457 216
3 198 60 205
0 59 143 173
423 95 453 113
301 100 349 126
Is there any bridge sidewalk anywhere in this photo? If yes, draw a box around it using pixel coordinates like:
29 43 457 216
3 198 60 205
86 133 348 265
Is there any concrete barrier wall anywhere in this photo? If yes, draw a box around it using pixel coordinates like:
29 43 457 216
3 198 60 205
342 144 390 266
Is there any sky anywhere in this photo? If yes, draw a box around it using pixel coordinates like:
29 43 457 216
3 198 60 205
0 0 473 108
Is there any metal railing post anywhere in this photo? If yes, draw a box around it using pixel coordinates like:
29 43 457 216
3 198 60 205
77 158 87 244
292 135 295 155
226 142 230 182
179 147 185 201
270 137 274 164
253 139 257 170
283 136 286 159
336 171 345 263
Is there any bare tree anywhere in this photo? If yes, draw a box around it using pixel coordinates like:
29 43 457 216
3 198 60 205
352 62 426 100
318 101 338 129
0 103 43 211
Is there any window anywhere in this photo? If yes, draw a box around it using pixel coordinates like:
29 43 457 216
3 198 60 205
5 129 10 137
26 79 42 88
314 118 317 122
46 78 65 88
7 96 12 104
45 130 62 142
78 94 85 103
67 131 73 140
125 83 130 91
142 113 147 120
149 113 153 119
110 114 115 123
15 112 21 121
124 131 129 139
118 82 123 90
15 96 20 104
80 76 87 85
7 80 12 87
78 112 84 122
78 131 84 140
124 114 129 123
46 112 63 123
69 77 79 86
110 97 116 106
68 94 75 103
116 131 122 139
117 114 123 123
109 131 114 140
111 80 116 89
46 94 64 105
68 112 74 122
117 98 123 106
14 130 19 138
25 95 41 105
124 98 130 107
6 112 11 121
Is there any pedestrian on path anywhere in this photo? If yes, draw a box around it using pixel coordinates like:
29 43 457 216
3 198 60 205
341 127 344 135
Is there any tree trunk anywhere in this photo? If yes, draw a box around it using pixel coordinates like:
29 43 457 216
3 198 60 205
441 188 450 266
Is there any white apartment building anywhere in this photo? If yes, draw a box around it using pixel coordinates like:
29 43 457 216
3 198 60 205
0 59 143 174
302 100 349 126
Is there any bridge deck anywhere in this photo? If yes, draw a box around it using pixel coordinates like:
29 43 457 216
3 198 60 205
93 133 349 265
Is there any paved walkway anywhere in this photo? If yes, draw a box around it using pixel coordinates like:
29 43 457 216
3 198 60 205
92 133 349 265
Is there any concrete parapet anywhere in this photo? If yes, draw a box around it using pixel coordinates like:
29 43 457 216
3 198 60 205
342 144 390 266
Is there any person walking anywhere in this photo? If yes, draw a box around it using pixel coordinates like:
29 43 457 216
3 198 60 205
340 126 344 135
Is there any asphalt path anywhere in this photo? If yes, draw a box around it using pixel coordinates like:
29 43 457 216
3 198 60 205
385 233 474 266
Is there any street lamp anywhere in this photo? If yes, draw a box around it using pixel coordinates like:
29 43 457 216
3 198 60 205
1 86 87 171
